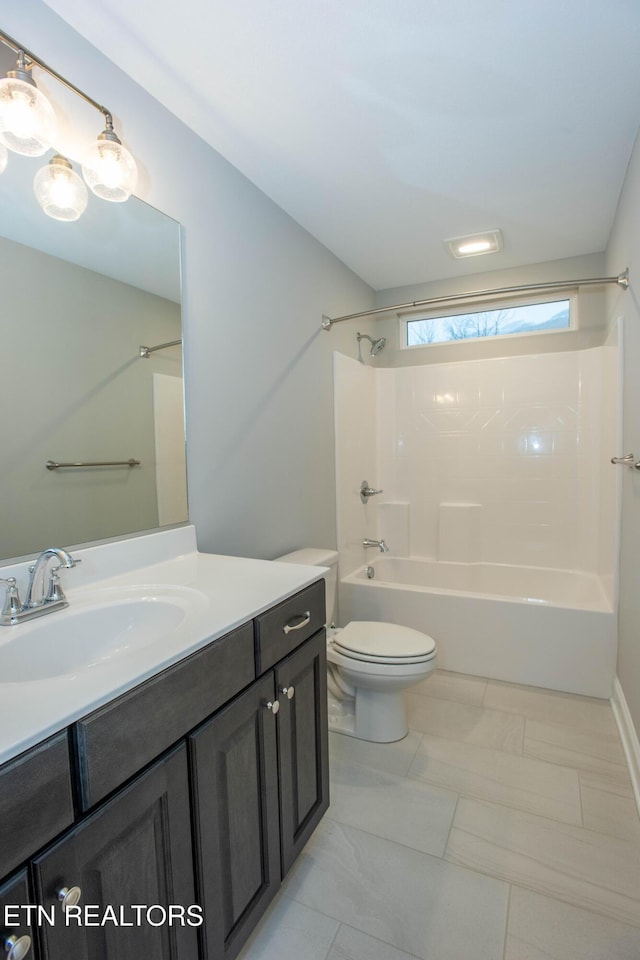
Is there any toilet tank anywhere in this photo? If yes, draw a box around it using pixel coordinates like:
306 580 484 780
274 548 338 626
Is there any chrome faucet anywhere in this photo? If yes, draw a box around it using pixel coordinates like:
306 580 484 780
362 538 389 553
1 547 80 625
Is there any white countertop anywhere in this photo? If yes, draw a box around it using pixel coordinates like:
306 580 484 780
0 526 324 765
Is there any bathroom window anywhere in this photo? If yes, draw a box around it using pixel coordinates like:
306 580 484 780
402 295 573 348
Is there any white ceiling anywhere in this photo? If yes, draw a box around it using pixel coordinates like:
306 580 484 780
42 0 640 291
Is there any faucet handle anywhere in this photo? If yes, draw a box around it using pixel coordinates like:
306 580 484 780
45 569 66 604
45 559 80 602
0 578 23 623
360 480 384 504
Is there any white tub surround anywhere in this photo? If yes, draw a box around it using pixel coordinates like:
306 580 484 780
381 348 616 575
0 526 324 764
335 347 618 596
341 558 616 698
334 345 619 697
437 503 482 562
378 501 411 557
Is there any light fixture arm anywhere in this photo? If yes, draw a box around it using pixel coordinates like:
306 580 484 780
0 29 113 128
8 49 36 87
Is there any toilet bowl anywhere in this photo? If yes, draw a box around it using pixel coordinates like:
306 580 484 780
274 549 437 742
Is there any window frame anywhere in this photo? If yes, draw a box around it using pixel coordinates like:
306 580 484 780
398 289 578 351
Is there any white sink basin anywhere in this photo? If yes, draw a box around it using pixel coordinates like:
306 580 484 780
0 586 208 683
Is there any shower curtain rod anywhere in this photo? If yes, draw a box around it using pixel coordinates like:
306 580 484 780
139 339 182 358
321 269 629 330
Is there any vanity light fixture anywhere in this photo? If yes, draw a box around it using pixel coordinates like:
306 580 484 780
445 229 503 259
33 154 88 221
82 115 137 203
0 49 56 156
0 30 138 220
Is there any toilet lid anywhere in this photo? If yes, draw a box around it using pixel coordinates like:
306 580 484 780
333 621 436 664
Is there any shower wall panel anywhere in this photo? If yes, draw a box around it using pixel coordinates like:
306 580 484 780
375 349 613 573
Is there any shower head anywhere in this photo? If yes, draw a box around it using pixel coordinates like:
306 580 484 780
356 332 386 358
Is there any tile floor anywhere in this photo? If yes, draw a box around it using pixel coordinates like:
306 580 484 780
237 671 640 960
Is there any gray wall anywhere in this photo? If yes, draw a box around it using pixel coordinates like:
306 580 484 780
4 0 375 561
373 252 607 366
606 129 640 733
0 236 181 560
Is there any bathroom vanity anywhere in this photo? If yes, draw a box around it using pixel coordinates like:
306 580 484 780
0 529 329 960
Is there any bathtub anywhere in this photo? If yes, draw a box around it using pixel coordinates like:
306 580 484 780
339 557 616 698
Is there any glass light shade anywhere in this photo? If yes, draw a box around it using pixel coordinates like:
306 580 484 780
0 141 7 174
34 155 88 222
0 75 56 157
82 135 137 202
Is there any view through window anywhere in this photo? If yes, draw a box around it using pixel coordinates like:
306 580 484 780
405 298 571 347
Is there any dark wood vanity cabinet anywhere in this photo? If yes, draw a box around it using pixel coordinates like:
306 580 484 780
190 629 329 960
32 745 197 960
0 580 328 960
276 631 329 875
73 623 255 811
190 673 281 960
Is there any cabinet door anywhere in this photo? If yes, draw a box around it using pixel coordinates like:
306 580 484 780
276 630 329 875
33 744 197 960
0 870 36 960
190 673 280 960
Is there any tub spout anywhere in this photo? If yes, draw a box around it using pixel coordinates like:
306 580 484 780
363 538 389 553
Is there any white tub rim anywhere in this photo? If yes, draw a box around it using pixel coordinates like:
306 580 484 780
342 556 613 614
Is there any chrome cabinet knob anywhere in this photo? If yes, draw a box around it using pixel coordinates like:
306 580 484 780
281 686 295 700
265 700 280 715
4 935 32 960
58 885 82 910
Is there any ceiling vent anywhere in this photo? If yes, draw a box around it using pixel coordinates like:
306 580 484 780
445 229 503 259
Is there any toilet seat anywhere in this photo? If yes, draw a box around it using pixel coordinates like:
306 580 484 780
332 621 436 665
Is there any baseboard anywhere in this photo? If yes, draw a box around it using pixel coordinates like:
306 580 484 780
611 676 640 817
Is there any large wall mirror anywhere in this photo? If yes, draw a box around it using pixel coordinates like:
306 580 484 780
0 134 187 562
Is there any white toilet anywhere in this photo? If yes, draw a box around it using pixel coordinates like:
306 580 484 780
275 548 437 743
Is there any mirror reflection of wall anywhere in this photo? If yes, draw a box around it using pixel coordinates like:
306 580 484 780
0 33 186 562
0 191 186 562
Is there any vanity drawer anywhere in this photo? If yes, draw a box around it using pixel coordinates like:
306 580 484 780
255 580 325 673
74 622 255 810
0 731 74 879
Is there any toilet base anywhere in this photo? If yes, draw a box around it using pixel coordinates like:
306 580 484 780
327 688 409 743
355 688 408 742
